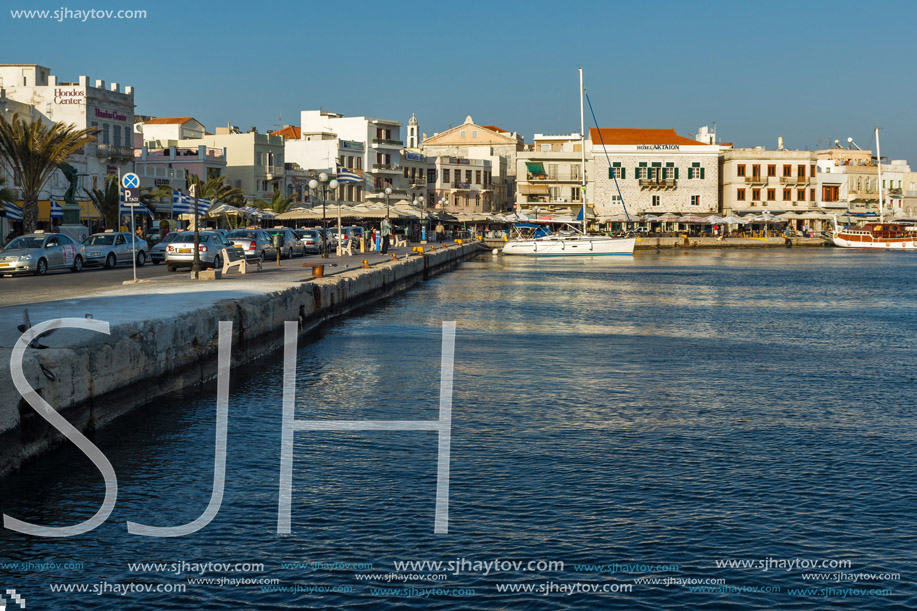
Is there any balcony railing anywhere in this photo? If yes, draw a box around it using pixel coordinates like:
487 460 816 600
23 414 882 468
744 175 766 183
888 187 903 195
638 178 677 188
780 176 809 184
371 164 400 172
372 138 404 147
265 165 284 177
97 144 134 159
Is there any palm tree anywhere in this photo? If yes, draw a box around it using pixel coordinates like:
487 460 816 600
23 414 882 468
0 114 97 232
186 173 244 210
84 175 120 230
0 175 15 206
255 190 297 215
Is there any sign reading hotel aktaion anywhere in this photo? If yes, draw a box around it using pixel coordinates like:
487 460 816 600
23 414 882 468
637 144 680 150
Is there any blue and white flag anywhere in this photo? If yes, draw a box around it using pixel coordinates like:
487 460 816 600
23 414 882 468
171 190 194 214
4 202 22 221
120 203 153 216
50 199 64 219
197 198 211 215
336 164 363 184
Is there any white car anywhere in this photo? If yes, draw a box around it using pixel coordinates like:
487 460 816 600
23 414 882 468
0 232 85 276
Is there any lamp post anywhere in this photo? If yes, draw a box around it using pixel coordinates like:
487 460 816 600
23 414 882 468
415 196 426 242
384 185 392 217
308 172 338 258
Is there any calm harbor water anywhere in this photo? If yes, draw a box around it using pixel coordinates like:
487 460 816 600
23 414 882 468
1 249 915 610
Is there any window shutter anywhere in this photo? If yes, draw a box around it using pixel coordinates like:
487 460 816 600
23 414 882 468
609 167 614 179
700 168 705 179
621 168 626 179
675 168 680 179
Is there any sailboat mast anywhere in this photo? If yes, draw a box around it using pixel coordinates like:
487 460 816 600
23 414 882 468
875 126 884 223
579 67 586 235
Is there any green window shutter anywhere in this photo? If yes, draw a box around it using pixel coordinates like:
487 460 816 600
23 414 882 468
621 168 626 179
700 168 705 179
609 167 614 179
675 168 679 179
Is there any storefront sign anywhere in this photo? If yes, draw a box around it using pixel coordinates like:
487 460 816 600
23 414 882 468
95 108 128 121
637 144 680 150
53 88 85 104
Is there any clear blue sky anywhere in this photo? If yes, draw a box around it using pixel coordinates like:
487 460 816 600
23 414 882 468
6 0 917 160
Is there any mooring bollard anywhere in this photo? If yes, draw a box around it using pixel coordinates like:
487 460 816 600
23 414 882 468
362 260 370 269
312 264 324 278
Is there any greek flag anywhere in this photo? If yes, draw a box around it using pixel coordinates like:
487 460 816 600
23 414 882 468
171 190 193 214
336 164 362 184
119 192 153 216
4 202 22 221
197 198 211 215
50 199 64 219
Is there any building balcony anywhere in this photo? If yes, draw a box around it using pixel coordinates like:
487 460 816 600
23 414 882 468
638 178 677 189
888 187 903 195
527 174 581 182
779 176 809 185
744 175 767 184
371 138 404 148
97 144 134 160
371 164 401 174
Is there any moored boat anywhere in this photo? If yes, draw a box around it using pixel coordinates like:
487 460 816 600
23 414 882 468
832 222 917 249
503 234 635 256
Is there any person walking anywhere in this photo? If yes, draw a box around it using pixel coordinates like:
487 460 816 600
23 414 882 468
435 221 444 242
380 216 392 254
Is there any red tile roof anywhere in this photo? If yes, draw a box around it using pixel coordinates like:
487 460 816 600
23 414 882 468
271 125 301 139
482 125 508 134
143 116 197 125
589 128 705 146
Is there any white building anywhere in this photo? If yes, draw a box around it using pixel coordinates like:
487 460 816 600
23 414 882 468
0 64 134 227
515 133 590 217
588 127 721 216
300 110 403 202
275 124 366 203
136 116 205 142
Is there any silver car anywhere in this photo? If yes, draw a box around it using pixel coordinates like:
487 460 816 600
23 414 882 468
268 228 304 258
226 229 277 262
164 231 233 271
150 231 180 264
0 232 85 276
294 229 321 254
83 231 149 268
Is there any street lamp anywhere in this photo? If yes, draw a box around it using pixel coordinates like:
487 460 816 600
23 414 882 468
414 196 426 242
384 186 392 218
308 172 338 258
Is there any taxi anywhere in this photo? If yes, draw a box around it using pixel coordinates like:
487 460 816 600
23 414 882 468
0 231 85 276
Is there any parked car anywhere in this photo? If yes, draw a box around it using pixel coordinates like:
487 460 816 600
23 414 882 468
226 229 277 261
83 231 148 268
267 228 304 258
164 231 233 271
294 229 321 254
150 231 180 264
0 232 85 276
328 225 364 244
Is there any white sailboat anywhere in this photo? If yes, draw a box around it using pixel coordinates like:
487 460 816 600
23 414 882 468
831 127 917 249
502 69 635 256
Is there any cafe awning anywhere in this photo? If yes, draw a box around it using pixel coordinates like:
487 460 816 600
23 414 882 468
519 184 550 195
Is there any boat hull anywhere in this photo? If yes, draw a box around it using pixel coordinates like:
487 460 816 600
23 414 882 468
832 234 917 249
502 236 635 256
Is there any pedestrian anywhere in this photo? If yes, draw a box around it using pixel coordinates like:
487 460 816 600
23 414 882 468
135 225 145 240
380 215 392 254
435 221 444 242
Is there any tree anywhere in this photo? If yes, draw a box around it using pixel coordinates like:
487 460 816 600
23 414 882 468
0 175 14 206
186 173 244 210
0 114 97 232
255 190 297 215
84 175 120 230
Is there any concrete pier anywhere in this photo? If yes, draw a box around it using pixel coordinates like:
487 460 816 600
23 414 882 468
0 243 481 478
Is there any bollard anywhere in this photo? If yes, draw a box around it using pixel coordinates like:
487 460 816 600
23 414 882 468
390 254 398 261
361 259 370 268
312 264 324 278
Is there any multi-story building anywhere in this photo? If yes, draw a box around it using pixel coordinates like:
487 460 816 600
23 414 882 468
814 148 875 216
299 110 403 202
276 124 367 203
515 133 591 216
134 143 227 191
421 116 522 211
878 159 911 217
720 143 818 220
0 64 134 228
426 156 494 214
401 150 427 204
588 127 721 216
172 127 285 201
